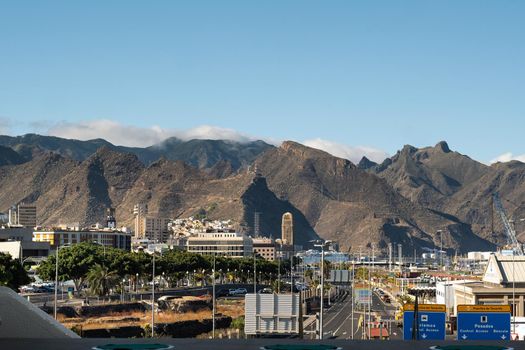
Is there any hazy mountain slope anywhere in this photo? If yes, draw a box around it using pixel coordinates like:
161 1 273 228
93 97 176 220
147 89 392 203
0 145 25 166
139 138 274 169
0 134 115 161
0 134 273 170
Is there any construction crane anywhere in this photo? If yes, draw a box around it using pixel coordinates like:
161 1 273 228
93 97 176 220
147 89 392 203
493 192 524 256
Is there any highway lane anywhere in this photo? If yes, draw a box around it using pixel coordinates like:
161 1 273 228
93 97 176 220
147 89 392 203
322 288 402 340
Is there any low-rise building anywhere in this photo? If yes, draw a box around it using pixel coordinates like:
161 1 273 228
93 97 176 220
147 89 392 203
253 237 276 261
453 254 525 316
0 227 34 242
0 240 50 259
33 228 131 251
436 279 479 315
187 230 253 257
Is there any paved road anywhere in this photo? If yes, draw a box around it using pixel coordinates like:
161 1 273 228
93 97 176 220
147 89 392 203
322 288 401 340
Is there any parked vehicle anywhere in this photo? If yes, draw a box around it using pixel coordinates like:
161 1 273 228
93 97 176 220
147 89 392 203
229 288 248 296
258 287 273 294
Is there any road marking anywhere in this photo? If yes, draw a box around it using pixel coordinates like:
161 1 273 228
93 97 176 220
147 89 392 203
324 298 351 327
333 310 357 337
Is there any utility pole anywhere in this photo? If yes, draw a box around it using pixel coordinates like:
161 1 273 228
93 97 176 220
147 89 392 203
513 251 516 335
151 253 155 338
320 246 325 340
312 240 332 340
212 253 216 338
398 244 402 270
388 243 392 272
351 261 355 340
253 251 257 294
368 249 372 340
437 230 443 269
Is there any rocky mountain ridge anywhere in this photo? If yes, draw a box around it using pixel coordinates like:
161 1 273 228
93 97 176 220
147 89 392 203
0 135 522 252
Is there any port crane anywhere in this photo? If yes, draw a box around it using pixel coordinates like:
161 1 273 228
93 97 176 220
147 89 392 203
493 192 524 256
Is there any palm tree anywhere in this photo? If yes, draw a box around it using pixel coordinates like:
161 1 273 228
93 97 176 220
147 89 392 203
86 263 118 296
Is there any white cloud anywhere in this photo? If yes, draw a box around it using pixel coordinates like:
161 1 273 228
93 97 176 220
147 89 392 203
0 117 11 134
45 119 389 163
47 119 271 147
302 138 389 164
490 152 525 164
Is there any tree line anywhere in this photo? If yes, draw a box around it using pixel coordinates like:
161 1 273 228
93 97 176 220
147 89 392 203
35 242 290 296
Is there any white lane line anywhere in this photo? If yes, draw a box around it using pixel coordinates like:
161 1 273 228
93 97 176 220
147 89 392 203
323 298 350 326
333 308 357 337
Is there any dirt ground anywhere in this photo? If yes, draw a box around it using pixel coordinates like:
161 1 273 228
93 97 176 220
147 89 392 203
59 299 245 331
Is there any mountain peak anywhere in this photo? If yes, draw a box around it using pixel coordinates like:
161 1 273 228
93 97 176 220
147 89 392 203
358 156 377 170
280 140 336 159
401 144 418 154
435 141 451 153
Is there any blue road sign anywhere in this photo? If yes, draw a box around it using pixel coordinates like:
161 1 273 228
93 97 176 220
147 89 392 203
457 310 510 340
403 310 446 340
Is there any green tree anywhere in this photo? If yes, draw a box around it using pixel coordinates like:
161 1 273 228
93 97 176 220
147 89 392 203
0 253 30 290
86 263 118 296
37 242 104 291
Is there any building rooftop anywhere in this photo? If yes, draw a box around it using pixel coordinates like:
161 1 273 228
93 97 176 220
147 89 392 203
483 254 525 285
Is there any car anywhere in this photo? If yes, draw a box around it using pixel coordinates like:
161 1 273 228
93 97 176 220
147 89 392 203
229 288 248 296
19 285 35 293
258 287 273 294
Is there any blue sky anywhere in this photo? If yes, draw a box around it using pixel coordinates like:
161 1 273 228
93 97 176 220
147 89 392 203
0 1 524 163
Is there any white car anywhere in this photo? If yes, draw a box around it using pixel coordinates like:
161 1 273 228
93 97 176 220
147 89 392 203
229 288 248 296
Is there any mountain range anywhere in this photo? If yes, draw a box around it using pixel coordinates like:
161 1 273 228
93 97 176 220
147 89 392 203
1 134 523 253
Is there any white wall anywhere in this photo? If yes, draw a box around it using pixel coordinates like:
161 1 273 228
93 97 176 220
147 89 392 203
0 241 21 259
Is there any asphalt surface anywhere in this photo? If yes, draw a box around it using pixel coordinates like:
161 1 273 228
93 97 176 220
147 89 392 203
1 338 522 350
0 287 79 339
322 288 400 340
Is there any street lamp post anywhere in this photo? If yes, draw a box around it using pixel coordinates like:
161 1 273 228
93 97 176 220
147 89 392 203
312 240 332 340
276 239 283 293
151 253 155 338
212 253 216 339
54 244 71 320
253 252 257 294
437 230 443 269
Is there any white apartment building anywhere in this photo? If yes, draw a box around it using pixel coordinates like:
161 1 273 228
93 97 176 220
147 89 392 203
187 231 253 258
